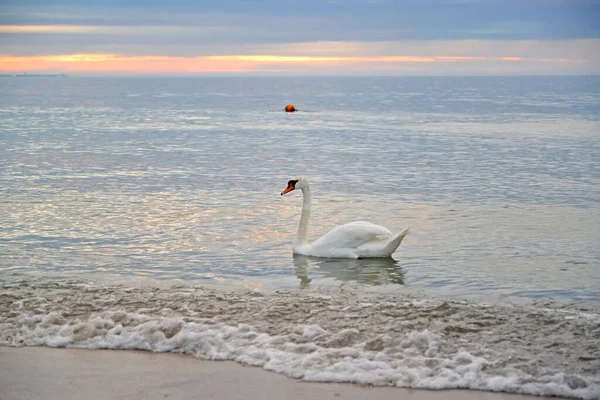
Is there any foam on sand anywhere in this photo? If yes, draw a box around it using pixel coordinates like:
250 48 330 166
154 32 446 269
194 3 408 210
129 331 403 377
0 274 598 399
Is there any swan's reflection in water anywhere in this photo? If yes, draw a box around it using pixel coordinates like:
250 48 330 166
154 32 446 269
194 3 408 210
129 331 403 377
293 255 405 288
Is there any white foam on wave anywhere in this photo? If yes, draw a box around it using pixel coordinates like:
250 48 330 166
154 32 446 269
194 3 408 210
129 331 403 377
1 275 599 400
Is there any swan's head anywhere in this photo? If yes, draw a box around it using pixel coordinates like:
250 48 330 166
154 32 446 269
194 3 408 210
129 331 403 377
281 176 308 195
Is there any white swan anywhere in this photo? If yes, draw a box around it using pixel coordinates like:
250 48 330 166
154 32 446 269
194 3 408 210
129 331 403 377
281 176 409 259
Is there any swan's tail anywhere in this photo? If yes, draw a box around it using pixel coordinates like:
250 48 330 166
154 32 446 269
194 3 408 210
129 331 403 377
381 228 409 257
357 228 409 258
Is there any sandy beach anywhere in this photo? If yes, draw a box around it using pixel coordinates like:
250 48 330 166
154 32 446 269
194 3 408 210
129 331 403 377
0 347 567 400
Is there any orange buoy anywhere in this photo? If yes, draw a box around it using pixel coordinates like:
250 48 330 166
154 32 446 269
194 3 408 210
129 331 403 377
284 104 296 112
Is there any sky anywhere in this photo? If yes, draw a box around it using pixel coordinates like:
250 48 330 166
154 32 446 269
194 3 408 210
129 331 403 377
1 0 599 75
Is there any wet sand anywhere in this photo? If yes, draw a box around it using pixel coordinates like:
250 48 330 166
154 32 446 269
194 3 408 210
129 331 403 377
0 347 566 400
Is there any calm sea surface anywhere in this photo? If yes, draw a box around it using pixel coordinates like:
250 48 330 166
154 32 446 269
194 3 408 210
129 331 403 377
1 76 599 302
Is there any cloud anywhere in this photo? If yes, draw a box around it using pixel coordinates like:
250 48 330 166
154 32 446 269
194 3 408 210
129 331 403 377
1 1 598 75
0 25 218 35
2 0 599 42
0 25 97 33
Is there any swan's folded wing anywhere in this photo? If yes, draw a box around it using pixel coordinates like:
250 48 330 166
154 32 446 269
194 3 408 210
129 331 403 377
310 221 392 250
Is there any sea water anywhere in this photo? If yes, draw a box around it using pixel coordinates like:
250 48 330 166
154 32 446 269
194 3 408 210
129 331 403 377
0 76 599 398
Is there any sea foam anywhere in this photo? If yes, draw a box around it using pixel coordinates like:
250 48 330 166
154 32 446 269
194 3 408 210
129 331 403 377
1 274 598 399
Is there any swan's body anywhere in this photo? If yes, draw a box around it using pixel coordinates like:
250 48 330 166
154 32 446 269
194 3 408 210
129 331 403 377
281 176 408 259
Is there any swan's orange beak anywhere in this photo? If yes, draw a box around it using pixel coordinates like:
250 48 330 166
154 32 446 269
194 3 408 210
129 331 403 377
281 184 294 196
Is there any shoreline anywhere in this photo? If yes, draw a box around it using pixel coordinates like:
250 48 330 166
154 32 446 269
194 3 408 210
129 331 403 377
0 346 567 400
1 273 597 399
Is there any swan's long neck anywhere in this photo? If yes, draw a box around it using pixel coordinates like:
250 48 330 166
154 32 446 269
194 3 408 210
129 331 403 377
294 185 311 248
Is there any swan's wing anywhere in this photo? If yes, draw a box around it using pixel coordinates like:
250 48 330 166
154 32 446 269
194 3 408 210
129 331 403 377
310 221 392 250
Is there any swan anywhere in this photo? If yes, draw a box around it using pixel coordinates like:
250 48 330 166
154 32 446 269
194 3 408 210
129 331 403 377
280 176 409 259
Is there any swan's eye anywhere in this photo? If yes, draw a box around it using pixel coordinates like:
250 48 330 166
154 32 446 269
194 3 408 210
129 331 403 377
288 180 298 188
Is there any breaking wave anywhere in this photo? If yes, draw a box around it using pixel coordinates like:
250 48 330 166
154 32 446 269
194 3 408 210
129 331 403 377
1 274 598 399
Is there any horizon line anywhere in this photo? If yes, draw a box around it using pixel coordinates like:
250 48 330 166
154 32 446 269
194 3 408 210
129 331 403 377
2 72 599 77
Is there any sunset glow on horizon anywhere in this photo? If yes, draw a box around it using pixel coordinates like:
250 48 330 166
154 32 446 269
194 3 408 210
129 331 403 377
1 1 598 76
0 51 590 75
